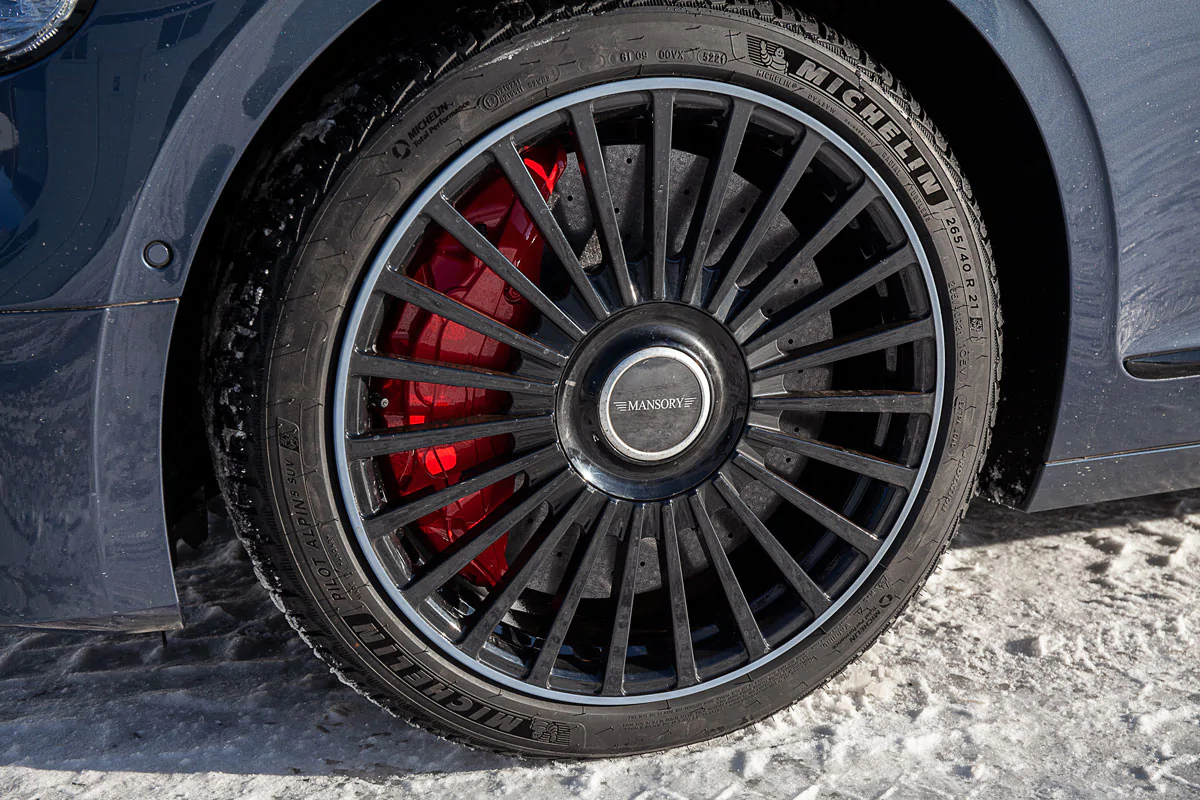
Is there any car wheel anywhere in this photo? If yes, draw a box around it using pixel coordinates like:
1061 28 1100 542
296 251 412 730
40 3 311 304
204 1 1000 757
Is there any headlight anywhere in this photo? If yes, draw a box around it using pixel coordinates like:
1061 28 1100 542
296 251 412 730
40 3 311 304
0 0 81 64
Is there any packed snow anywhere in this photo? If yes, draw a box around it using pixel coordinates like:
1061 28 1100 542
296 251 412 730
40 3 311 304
2 490 1198 799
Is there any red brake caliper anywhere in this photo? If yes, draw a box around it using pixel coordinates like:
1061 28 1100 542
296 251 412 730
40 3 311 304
376 145 567 587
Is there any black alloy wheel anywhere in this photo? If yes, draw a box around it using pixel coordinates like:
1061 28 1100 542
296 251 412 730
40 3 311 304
335 78 943 702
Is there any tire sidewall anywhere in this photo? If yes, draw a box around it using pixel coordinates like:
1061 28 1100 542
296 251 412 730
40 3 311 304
257 8 997 756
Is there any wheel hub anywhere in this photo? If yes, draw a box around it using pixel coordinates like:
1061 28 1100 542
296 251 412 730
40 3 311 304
554 303 748 502
598 346 712 463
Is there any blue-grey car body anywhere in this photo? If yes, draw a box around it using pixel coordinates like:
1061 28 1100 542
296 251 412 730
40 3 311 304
0 0 1197 630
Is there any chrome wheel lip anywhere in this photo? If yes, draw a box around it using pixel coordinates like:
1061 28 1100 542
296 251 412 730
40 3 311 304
332 78 947 706
596 346 713 463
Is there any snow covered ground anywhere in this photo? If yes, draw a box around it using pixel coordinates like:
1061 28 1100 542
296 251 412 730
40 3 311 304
2 490 1198 800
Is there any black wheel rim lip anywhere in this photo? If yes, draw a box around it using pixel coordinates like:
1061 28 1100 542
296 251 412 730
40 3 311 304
332 78 947 706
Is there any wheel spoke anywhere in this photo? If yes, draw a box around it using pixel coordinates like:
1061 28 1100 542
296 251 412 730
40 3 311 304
459 489 606 657
648 90 674 301
681 99 753 306
424 194 587 339
744 246 916 356
351 352 556 397
751 317 935 381
364 445 565 539
528 500 630 687
730 182 879 340
714 471 831 615
569 103 638 306
689 489 767 660
346 414 554 461
753 389 935 415
602 503 649 696
745 426 917 489
403 470 581 602
490 138 610 321
708 130 824 322
374 268 568 367
733 448 882 557
661 500 699 688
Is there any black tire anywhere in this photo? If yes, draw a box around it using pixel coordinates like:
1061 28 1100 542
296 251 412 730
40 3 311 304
204 0 1000 757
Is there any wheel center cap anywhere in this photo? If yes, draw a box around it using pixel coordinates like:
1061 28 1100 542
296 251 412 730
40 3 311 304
598 347 712 463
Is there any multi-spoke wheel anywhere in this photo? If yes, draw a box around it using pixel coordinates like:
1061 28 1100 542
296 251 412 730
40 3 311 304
206 2 999 756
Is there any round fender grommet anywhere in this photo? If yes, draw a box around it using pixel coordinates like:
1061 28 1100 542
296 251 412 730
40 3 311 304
143 241 173 269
